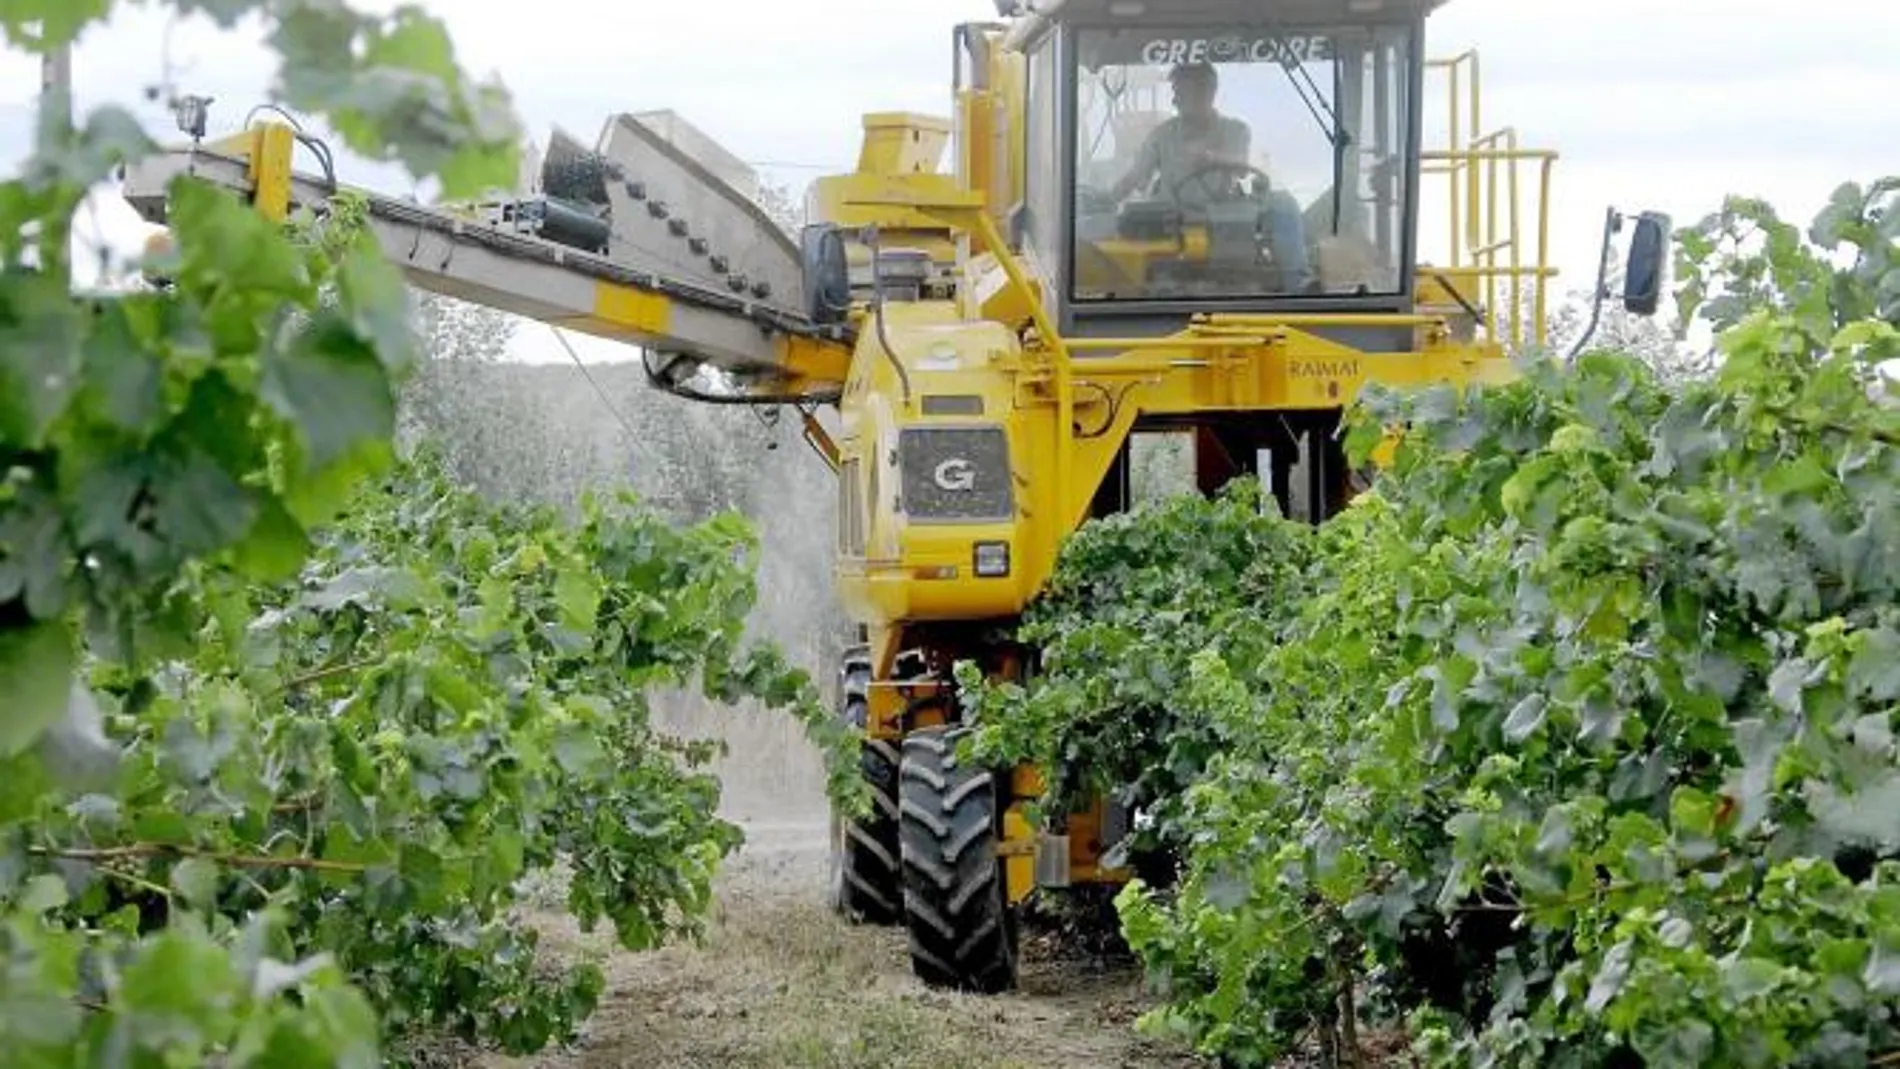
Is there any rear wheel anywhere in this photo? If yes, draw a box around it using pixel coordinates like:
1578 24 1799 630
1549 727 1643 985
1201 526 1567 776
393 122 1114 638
829 652 901 924
898 725 1019 993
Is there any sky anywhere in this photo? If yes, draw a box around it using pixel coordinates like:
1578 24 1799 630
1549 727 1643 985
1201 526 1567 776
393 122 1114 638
0 0 1894 367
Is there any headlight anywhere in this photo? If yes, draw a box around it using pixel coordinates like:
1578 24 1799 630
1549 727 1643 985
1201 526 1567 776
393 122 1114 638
973 541 1010 577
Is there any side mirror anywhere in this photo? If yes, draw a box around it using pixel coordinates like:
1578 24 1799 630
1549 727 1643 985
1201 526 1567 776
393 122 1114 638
800 222 850 325
1620 210 1671 317
1567 205 1672 360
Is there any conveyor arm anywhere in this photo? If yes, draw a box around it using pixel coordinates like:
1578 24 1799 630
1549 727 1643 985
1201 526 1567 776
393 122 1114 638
118 120 854 404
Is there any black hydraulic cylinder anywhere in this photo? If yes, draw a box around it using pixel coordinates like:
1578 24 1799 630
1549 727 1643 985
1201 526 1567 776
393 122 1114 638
532 196 611 254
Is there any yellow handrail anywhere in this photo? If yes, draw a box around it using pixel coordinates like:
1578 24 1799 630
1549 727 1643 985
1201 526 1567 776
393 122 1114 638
1421 51 1558 352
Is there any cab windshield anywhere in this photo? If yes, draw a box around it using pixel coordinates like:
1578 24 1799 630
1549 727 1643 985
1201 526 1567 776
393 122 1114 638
1071 23 1413 302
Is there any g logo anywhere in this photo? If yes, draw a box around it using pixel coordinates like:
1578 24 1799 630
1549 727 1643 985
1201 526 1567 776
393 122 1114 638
933 458 976 492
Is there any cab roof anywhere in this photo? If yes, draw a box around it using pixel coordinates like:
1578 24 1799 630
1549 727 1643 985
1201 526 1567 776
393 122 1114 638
1034 0 1446 22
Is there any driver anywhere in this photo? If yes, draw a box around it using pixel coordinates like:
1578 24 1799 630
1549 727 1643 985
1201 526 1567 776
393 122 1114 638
1108 61 1251 205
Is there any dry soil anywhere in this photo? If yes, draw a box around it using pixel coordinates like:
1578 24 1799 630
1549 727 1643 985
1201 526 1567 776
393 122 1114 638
480 816 1212 1069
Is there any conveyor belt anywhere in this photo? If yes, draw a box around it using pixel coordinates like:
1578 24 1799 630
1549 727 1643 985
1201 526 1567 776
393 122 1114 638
118 144 854 380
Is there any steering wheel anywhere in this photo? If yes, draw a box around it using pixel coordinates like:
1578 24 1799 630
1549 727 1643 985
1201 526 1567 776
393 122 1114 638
1168 161 1272 207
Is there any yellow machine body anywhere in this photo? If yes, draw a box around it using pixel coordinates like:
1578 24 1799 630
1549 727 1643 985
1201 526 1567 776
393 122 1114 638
805 1 1562 924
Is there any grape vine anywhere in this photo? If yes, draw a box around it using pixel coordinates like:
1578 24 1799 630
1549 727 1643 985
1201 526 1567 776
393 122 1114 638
968 178 1900 1067
0 2 856 1063
2 0 525 768
9 451 846 1062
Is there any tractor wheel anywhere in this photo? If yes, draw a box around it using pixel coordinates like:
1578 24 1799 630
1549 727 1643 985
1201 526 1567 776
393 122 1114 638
829 655 901 925
898 725 1019 994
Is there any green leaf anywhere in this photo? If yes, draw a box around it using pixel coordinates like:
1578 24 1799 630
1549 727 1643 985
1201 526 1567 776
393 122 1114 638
1768 658 1811 714
299 984 383 1069
27 105 156 190
268 5 521 200
119 927 240 1032
0 0 111 50
17 872 68 913
362 8 457 83
1577 692 1625 748
152 449 261 559
422 661 483 715
133 808 192 844
1585 940 1634 1015
336 240 418 374
1670 786 1718 840
485 826 525 886
1864 942 1900 995
400 845 448 912
0 272 84 448
261 313 397 475
302 566 424 613
265 1 366 109
169 856 221 909
1501 693 1546 744
1342 412 1388 466
1763 454 1832 497
35 684 120 793
554 566 600 633
168 369 268 476
280 436 393 528
1499 455 1562 523
320 828 394 888
230 496 311 583
1811 181 1870 248
162 710 238 783
1657 916 1694 949
1848 628 1900 702
1534 807 1573 855
171 0 265 27
0 485 71 618
68 449 164 571
167 177 310 299
0 619 74 757
1202 866 1251 911
79 298 166 433
1721 956 1783 1002
551 723 607 778
1807 770 1900 852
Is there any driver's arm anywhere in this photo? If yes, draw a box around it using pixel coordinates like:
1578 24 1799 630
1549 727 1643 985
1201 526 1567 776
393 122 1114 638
1109 126 1163 202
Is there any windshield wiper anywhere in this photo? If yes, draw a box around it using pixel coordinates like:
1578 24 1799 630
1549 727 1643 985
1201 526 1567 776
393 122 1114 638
1252 18 1355 235
1254 17 1348 150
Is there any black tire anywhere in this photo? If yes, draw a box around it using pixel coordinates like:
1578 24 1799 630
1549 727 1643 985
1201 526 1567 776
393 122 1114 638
829 654 902 925
898 726 1019 994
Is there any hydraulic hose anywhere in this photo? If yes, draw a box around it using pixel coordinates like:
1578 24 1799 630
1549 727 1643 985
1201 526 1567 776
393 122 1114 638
865 230 914 410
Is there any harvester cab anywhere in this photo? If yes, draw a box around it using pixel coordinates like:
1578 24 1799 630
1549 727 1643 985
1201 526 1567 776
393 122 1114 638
959 0 1668 348
994 0 1433 342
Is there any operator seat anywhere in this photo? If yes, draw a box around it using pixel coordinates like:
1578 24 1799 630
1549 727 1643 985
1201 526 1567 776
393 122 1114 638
1303 188 1390 293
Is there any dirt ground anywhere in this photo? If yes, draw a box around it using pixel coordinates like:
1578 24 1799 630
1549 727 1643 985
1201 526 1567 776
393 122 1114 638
480 818 1212 1069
